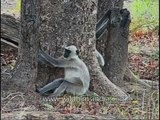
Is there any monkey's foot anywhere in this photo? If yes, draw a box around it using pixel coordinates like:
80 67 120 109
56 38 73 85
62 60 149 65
35 85 51 96
35 85 41 93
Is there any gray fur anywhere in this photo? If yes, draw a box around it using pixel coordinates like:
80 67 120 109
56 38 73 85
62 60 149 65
95 49 105 67
37 45 90 97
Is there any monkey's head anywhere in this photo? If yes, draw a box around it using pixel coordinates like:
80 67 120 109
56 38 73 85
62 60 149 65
64 45 79 59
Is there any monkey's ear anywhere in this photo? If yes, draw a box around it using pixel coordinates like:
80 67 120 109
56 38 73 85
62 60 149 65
76 50 79 55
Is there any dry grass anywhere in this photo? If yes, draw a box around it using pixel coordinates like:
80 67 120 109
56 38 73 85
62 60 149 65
1 88 159 119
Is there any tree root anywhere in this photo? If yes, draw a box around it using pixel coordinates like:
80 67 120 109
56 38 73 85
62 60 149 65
90 62 129 100
140 79 159 86
124 67 158 89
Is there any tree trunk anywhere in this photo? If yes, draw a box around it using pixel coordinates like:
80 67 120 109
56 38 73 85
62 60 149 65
9 0 40 91
103 8 130 86
1 0 128 98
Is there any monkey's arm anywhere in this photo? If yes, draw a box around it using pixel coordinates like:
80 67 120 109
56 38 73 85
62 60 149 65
66 77 83 86
96 10 110 30
96 10 110 39
96 50 105 67
51 81 69 97
39 50 73 68
38 52 54 67
96 19 109 39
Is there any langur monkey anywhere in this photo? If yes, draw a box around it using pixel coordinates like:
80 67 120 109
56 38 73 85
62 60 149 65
96 49 105 67
36 45 90 97
95 9 111 67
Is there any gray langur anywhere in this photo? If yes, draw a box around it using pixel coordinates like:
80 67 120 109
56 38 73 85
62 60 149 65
94 10 111 67
36 45 90 97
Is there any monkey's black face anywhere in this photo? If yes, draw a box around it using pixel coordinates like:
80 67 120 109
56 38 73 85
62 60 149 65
64 49 71 58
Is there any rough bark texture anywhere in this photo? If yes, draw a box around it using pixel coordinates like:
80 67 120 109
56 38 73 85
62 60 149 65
9 0 40 90
1 0 128 98
103 8 130 86
1 111 117 120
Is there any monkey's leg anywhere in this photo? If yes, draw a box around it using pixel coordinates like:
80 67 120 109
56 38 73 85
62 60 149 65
36 78 64 95
51 81 69 97
66 77 83 86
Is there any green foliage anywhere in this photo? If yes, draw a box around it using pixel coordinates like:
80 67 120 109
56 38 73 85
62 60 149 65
9 0 21 14
14 0 21 13
16 0 21 11
129 0 159 32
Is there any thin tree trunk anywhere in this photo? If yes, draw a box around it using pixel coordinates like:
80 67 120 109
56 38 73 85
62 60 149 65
103 8 130 86
10 0 40 91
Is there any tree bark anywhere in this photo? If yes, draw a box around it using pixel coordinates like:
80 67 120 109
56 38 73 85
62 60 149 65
9 0 40 91
103 8 130 86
